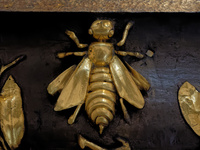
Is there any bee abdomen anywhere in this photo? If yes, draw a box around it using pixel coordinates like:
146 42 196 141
86 67 116 134
88 82 115 92
86 89 116 105
86 97 115 116
90 73 112 82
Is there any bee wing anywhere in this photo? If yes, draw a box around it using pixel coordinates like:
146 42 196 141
125 62 150 91
110 55 144 109
47 65 76 95
54 57 92 111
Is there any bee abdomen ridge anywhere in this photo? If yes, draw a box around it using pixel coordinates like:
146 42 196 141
85 66 116 134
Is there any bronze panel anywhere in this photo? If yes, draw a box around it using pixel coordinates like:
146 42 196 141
0 0 200 12
1 12 200 149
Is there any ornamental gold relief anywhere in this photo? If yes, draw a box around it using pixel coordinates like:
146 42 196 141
0 76 25 150
78 135 131 150
47 19 150 136
0 56 25 150
178 82 200 136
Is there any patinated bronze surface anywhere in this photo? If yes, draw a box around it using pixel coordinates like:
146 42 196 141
48 19 150 134
0 0 200 12
0 13 200 149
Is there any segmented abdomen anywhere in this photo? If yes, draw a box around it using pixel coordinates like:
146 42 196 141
85 66 116 134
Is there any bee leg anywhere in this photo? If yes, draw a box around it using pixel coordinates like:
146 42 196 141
65 30 88 48
68 103 83 124
119 98 131 123
115 51 144 59
117 21 134 47
78 135 106 150
57 51 87 58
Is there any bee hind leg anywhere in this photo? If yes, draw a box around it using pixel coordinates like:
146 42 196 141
68 103 83 124
115 137 131 150
78 135 106 150
119 98 131 123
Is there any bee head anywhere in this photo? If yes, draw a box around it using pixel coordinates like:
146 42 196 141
88 20 114 41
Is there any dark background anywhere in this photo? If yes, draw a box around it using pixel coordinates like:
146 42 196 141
0 12 200 150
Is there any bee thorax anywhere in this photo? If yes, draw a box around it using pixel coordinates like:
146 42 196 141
88 42 114 67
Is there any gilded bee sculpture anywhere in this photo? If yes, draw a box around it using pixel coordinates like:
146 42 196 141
48 20 150 134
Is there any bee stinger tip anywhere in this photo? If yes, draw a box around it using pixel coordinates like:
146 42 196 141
99 124 105 134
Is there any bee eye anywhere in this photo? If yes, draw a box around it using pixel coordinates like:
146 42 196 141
92 21 101 27
96 21 102 26
104 22 110 27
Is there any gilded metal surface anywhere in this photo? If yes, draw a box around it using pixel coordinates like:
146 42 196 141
146 50 154 58
53 57 92 111
48 20 150 134
0 55 25 76
110 55 145 109
125 62 150 91
0 136 7 150
0 56 25 150
65 30 88 48
47 65 76 95
88 82 115 92
57 51 87 58
88 43 114 66
0 76 25 150
178 82 200 136
0 0 200 12
89 20 114 41
117 22 133 47
78 135 131 150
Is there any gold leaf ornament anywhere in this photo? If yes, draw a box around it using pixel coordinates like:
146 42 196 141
0 76 25 149
178 81 200 136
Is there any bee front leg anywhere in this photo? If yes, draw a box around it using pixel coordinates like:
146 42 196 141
120 98 131 123
68 103 83 124
57 51 87 58
117 21 134 47
65 30 88 48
